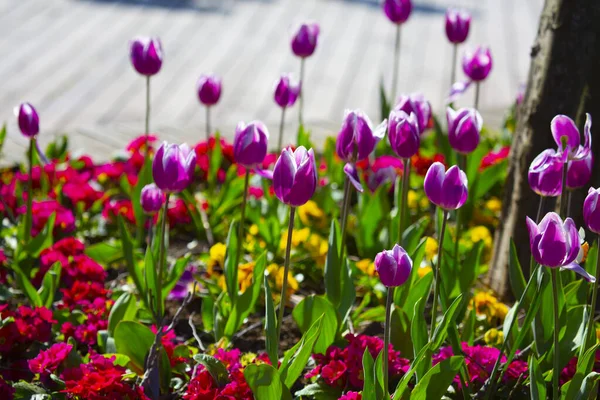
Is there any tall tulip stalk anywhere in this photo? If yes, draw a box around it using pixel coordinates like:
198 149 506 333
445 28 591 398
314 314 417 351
375 245 412 396
383 0 412 100
583 188 600 353
445 9 471 89
272 146 317 348
291 23 319 127
423 162 468 336
130 37 163 162
462 47 492 109
197 74 222 142
274 74 300 150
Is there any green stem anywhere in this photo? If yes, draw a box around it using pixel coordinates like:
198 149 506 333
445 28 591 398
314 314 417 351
390 24 401 102
559 161 568 218
234 170 251 278
583 236 600 354
277 107 286 151
474 82 480 110
205 106 211 143
398 158 410 245
339 172 353 262
145 76 151 162
450 44 458 88
156 193 170 320
299 58 305 127
551 268 560 400
383 286 395 396
276 206 296 347
24 138 35 242
430 209 448 339
453 154 467 263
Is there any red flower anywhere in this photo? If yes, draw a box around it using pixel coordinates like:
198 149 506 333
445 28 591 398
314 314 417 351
16 200 75 236
321 360 347 386
480 146 510 170
28 342 73 374
103 199 136 224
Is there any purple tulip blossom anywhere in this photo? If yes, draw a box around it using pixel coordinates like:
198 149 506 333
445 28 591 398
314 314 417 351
551 113 592 161
16 102 40 138
584 187 600 235
382 0 412 24
394 93 431 134
462 47 493 82
445 9 471 44
567 151 593 189
274 74 301 108
447 107 482 154
273 146 317 207
130 37 163 76
140 183 165 214
291 23 320 58
424 162 468 210
196 74 222 106
152 142 196 193
233 121 269 168
336 110 387 163
388 110 420 158
375 244 413 287
528 149 566 197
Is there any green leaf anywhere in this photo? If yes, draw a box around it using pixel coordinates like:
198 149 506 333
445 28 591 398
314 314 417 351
131 156 153 242
38 262 61 308
361 348 377 400
379 78 391 122
564 344 600 400
0 124 6 154
223 221 239 303
509 239 527 300
118 216 145 301
575 372 600 400
14 265 41 307
162 255 191 298
19 213 56 260
411 298 428 364
180 189 207 240
431 295 463 350
296 124 314 150
400 267 432 322
455 241 482 297
529 354 546 400
208 132 223 191
244 363 292 400
324 220 341 307
108 292 137 336
473 160 508 199
144 245 159 314
85 240 123 266
224 252 267 337
338 258 356 328
294 383 341 399
292 295 338 354
432 115 455 166
390 306 414 358
264 275 278 366
402 217 430 256
280 315 323 388
392 344 433 400
114 321 154 374
410 356 464 400
193 354 230 387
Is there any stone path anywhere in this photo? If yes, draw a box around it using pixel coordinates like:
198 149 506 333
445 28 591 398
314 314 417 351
0 0 542 164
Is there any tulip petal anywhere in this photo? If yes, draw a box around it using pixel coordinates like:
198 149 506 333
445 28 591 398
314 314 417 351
344 163 364 193
446 81 471 104
424 162 445 207
562 262 596 283
373 119 387 141
551 115 580 152
537 217 568 267
440 165 467 209
273 149 296 204
563 218 581 265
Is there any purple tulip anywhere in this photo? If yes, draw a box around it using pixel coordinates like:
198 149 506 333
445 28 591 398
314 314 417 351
424 162 468 210
567 152 593 189
196 74 222 106
344 163 364 193
233 121 269 168
140 183 165 214
445 8 471 44
291 23 320 58
273 146 317 207
383 0 412 24
551 113 592 160
274 74 301 108
168 265 198 300
130 37 163 76
447 107 482 154
375 244 413 287
394 93 431 134
528 149 566 197
388 110 419 158
16 102 39 138
584 187 600 234
526 212 594 281
152 142 196 193
336 109 387 163
462 47 492 82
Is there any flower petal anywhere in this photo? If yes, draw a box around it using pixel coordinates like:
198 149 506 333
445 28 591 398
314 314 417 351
561 262 596 283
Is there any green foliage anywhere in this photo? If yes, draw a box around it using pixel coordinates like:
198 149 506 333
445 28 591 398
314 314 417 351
292 295 338 354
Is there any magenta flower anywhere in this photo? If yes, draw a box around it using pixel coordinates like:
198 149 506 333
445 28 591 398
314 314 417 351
462 47 492 82
394 93 431 134
196 74 222 106
233 121 269 168
551 113 592 160
567 151 593 189
383 0 412 24
445 9 471 44
16 102 40 138
130 37 163 76
28 342 72 374
273 146 317 207
388 110 419 158
274 74 301 108
526 212 594 281
584 188 600 234
336 109 386 162
528 149 566 197
152 142 196 193
447 107 482 154
344 163 363 193
140 183 165 214
424 162 468 210
291 23 320 58
375 244 413 287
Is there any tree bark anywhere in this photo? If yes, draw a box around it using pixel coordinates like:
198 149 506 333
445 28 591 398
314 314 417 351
487 0 600 298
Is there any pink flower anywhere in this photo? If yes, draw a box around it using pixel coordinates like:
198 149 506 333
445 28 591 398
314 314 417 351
28 343 73 374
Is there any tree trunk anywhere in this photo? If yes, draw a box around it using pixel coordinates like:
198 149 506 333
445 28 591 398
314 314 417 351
487 0 600 298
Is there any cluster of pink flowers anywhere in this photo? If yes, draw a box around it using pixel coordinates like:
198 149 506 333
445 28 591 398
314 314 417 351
560 350 600 386
28 342 73 375
306 334 410 390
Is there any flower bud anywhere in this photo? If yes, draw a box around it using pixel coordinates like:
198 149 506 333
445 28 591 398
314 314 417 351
140 183 165 214
291 23 319 58
383 0 412 24
273 146 317 207
336 110 386 163
445 9 470 44
394 93 431 134
462 47 492 82
130 37 163 76
447 107 482 154
152 142 196 193
375 244 413 287
584 188 600 234
197 74 222 106
274 74 301 108
388 110 419 158
16 102 40 138
424 162 468 210
528 149 565 197
233 121 269 168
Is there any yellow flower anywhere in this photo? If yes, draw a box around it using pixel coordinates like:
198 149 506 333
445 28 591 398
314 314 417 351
207 243 227 275
218 261 255 292
484 328 504 346
305 233 328 267
473 291 509 323
267 263 298 299
279 228 311 250
425 237 438 261
298 200 327 229
407 190 418 209
356 259 375 276
486 197 502 214
418 266 432 278
466 226 493 250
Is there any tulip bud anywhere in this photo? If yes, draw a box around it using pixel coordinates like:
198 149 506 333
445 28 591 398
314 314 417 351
273 146 317 206
291 23 320 58
336 109 386 163
382 0 412 24
233 121 269 168
140 183 165 214
528 149 565 197
447 107 482 154
394 93 431 134
584 188 600 234
551 113 592 161
375 244 413 287
274 74 301 108
130 37 163 76
197 74 222 106
424 162 468 210
567 152 593 189
16 102 39 138
388 110 419 158
462 47 492 82
152 142 196 193
445 9 470 44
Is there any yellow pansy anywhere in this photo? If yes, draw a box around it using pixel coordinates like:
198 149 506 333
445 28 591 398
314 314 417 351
279 228 311 250
207 243 227 275
484 328 504 346
217 261 255 292
472 291 509 323
408 190 429 210
305 233 328 267
298 200 327 229
466 226 493 249
486 197 502 214
425 237 438 261
267 263 298 299
356 259 375 276
418 266 432 278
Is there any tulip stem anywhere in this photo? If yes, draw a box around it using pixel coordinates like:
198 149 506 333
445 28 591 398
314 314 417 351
450 44 458 89
205 106 211 143
383 286 395 397
299 58 305 127
276 206 296 351
551 268 560 400
398 158 411 244
474 82 480 110
567 190 573 219
453 154 466 264
24 138 35 242
390 24 401 102
583 236 600 354
339 173 352 262
156 193 170 321
559 161 568 218
145 76 151 162
234 170 251 286
430 209 448 339
278 107 286 151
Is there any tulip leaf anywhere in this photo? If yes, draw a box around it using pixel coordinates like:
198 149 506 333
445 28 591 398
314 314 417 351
245 363 292 400
361 348 376 400
117 216 145 302
180 189 208 241
264 275 278 366
85 240 123 266
294 383 342 399
19 212 56 261
208 132 223 192
473 160 508 199
223 220 239 304
392 343 433 400
14 264 41 307
280 315 323 388
563 344 600 399
38 262 61 309
292 295 337 354
131 156 153 243
574 372 600 400
324 219 341 307
390 306 414 358
529 354 546 400
162 254 191 299
108 292 137 336
410 356 464 400
194 354 230 387
508 239 527 301
431 295 463 350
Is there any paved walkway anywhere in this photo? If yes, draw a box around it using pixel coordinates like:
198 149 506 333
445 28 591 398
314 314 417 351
0 0 542 164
